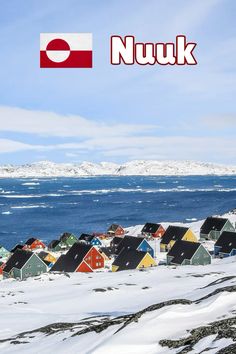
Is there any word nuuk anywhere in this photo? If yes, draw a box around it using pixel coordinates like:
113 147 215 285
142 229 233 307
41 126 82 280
111 35 197 66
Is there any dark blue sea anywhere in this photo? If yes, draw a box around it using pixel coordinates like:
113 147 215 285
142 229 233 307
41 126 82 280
0 176 236 249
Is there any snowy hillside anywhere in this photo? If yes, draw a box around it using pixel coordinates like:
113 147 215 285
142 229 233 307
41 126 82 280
0 160 236 177
0 210 236 353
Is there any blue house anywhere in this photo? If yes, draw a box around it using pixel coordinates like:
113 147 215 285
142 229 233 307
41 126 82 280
0 245 10 259
214 231 236 258
115 235 154 258
79 234 102 247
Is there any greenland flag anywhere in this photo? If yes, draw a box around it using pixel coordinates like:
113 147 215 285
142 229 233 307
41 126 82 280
40 33 92 68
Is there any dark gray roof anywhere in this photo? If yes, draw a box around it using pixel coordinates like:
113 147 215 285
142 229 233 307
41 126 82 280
110 236 123 248
141 223 161 233
50 242 92 272
25 237 37 245
79 234 95 243
10 244 24 253
200 217 228 234
4 249 33 273
60 232 77 242
116 236 145 255
215 231 236 254
99 247 113 258
38 251 49 260
112 248 147 271
161 226 189 245
48 240 60 249
167 240 201 265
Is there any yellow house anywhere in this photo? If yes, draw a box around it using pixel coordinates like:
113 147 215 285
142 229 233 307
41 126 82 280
38 251 57 265
112 248 157 272
160 226 197 252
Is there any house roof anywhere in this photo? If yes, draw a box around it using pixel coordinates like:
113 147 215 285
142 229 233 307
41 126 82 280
48 240 60 249
38 251 49 260
107 224 123 233
50 242 92 272
215 231 236 254
10 244 24 253
161 226 189 245
79 233 95 243
200 217 228 234
60 232 77 242
167 240 201 264
25 237 37 245
141 223 161 233
112 248 147 271
116 236 145 255
110 236 123 247
4 249 33 273
99 247 113 258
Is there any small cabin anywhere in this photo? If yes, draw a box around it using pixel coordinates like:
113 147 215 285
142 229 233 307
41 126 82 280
141 223 165 238
50 242 104 273
38 251 57 268
214 231 236 258
23 238 46 250
79 234 102 246
200 217 234 241
59 232 78 249
167 240 211 266
160 226 197 252
112 248 156 272
115 235 155 258
107 224 125 237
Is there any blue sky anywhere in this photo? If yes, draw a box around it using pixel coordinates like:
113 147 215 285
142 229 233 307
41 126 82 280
0 0 235 164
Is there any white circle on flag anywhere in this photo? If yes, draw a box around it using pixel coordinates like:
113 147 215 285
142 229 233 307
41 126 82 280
46 50 70 63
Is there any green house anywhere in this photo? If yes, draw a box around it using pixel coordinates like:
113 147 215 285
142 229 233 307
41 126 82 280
0 245 10 259
167 240 211 266
48 239 63 252
3 249 47 280
59 232 78 249
200 217 235 241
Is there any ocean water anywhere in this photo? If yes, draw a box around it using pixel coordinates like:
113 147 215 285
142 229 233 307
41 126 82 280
0 176 236 249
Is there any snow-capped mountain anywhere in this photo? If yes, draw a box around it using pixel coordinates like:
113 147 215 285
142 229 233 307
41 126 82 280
0 160 236 177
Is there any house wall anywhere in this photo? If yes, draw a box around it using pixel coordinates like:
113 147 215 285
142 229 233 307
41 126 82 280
137 253 157 269
111 265 119 272
84 248 104 269
138 240 154 257
76 261 93 272
182 230 197 242
214 245 221 256
21 255 47 279
191 245 211 265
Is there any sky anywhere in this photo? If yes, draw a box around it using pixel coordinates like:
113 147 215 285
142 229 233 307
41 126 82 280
0 0 235 165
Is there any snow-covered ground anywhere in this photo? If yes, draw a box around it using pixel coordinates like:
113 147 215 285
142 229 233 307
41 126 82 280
0 211 236 353
0 160 236 177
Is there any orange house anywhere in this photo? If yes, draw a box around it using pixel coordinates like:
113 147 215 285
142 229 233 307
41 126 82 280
141 223 166 238
23 238 46 250
107 224 125 237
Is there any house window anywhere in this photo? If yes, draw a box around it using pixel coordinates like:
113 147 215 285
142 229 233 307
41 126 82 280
74 254 78 259
126 262 129 266
181 252 184 256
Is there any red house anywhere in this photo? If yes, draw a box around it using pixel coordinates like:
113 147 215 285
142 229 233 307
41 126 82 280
50 242 104 273
141 223 165 238
107 224 125 237
0 261 5 275
23 238 46 250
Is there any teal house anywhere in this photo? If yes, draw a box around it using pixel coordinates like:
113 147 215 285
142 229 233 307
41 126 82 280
59 232 78 249
167 240 211 266
0 245 10 259
3 249 47 280
200 217 235 241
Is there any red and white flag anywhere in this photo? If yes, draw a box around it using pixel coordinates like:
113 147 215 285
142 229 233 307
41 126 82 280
40 33 92 68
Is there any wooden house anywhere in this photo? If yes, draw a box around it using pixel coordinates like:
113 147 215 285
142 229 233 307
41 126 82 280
167 240 211 266
0 261 5 275
38 251 57 267
107 224 125 237
50 242 104 273
115 235 154 258
112 249 156 272
59 232 78 249
160 226 197 252
79 234 102 246
141 223 165 238
99 247 114 260
23 238 46 250
0 245 10 259
214 231 236 258
10 244 24 253
3 249 47 280
200 217 234 241
48 240 62 252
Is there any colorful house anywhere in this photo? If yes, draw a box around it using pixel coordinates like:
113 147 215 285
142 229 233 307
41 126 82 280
50 242 104 273
23 238 46 250
160 226 197 252
167 240 211 266
141 223 165 238
112 249 156 272
115 235 155 258
200 217 235 241
59 232 78 249
0 261 5 275
3 249 47 280
79 234 102 246
48 240 62 252
0 245 10 259
38 251 57 267
107 224 125 237
214 231 236 258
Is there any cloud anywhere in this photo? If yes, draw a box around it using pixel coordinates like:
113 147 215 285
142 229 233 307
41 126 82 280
0 106 156 138
200 114 236 129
